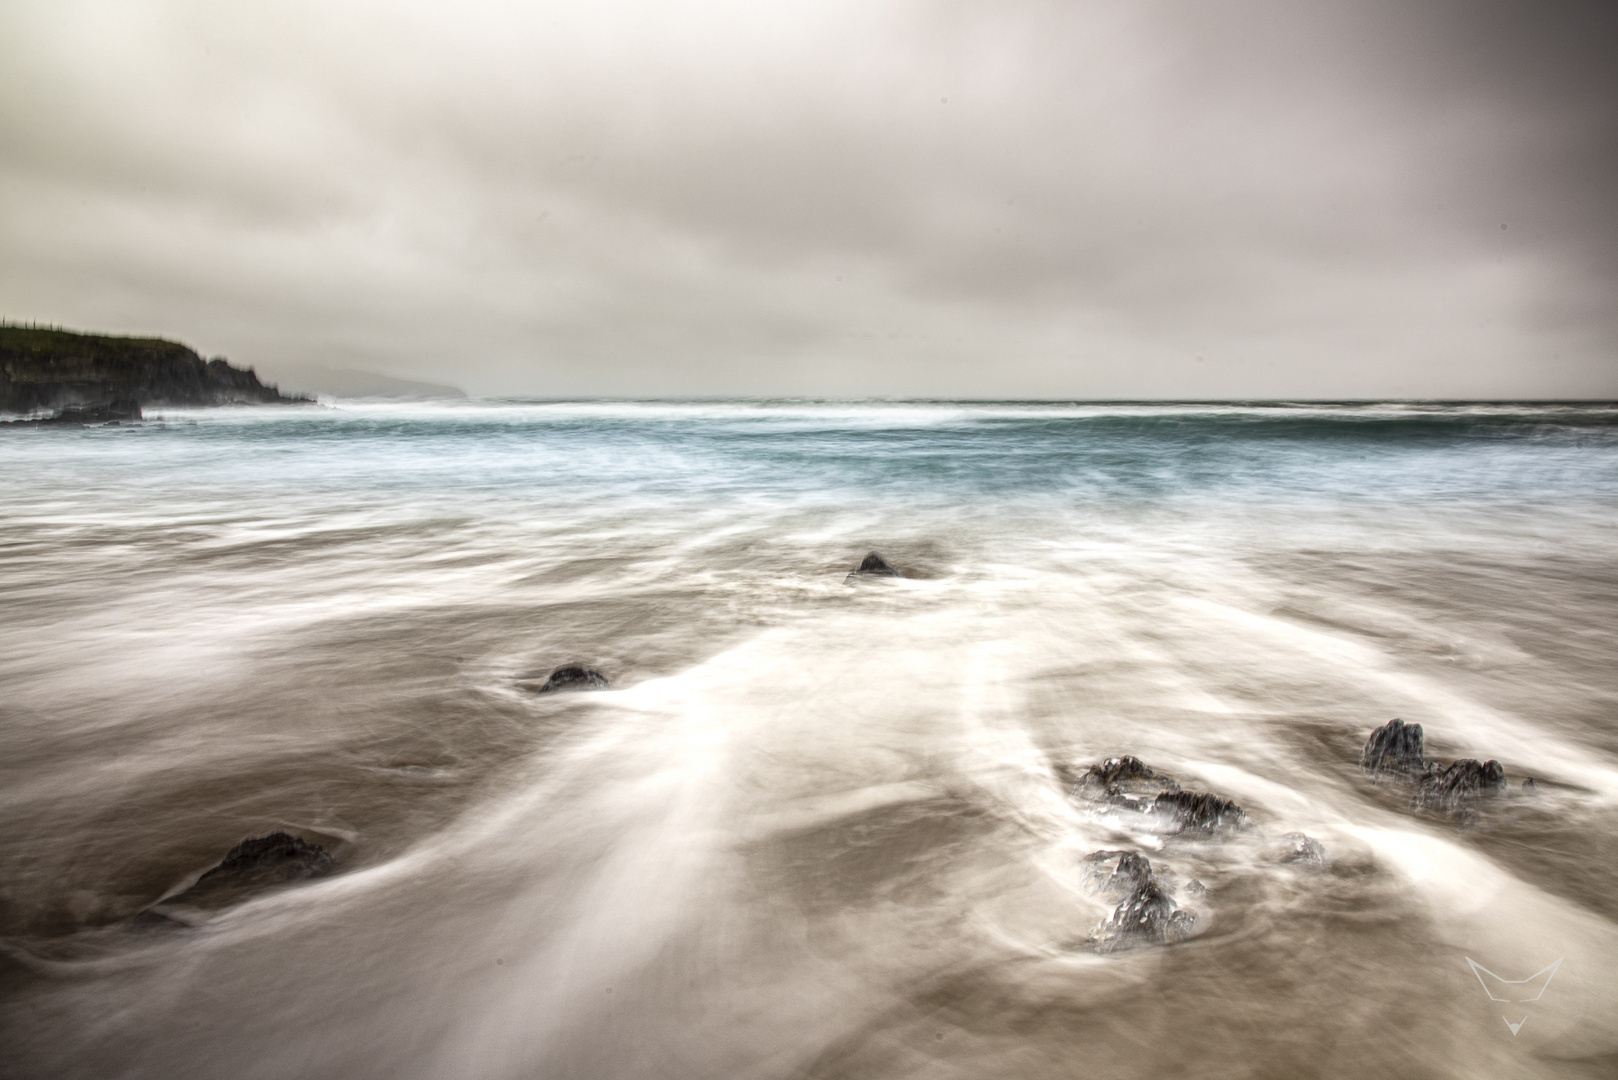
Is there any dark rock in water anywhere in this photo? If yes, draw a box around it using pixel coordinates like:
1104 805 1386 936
1522 778 1538 793
847 551 900 578
1185 879 1208 896
1152 790 1246 834
1362 718 1427 776
538 665 609 693
1101 879 1175 943
1081 849 1154 898
1082 848 1198 952
16 399 142 425
1087 755 1158 788
1413 758 1507 813
1090 881 1197 953
1063 755 1240 835
1359 721 1518 821
1278 832 1327 867
1070 755 1182 800
172 832 334 908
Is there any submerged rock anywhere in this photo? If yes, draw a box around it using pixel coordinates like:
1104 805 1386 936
170 832 335 909
127 907 193 932
1413 758 1507 813
1362 718 1427 776
538 665 610 693
1082 849 1198 953
846 551 900 579
1277 832 1328 867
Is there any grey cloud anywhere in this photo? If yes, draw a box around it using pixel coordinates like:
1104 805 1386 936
1 0 1614 397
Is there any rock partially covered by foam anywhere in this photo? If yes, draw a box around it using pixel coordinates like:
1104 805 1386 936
1413 758 1507 812
1062 754 1242 835
1081 849 1154 898
846 551 900 579
1082 849 1198 953
1277 832 1328 867
1362 718 1426 776
1065 756 1184 815
539 665 610 693
173 833 335 908
1079 756 1180 795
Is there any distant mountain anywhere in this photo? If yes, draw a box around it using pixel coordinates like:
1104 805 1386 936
261 365 467 400
0 325 308 415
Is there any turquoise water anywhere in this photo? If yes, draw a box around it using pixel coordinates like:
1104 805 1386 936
3 402 1618 1078
12 401 1618 504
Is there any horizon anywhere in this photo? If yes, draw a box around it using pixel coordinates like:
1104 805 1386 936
6 320 1618 406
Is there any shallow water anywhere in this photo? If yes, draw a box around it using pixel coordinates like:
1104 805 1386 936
3 401 1617 1078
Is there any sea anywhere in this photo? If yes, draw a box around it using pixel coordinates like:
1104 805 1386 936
2 400 1617 1079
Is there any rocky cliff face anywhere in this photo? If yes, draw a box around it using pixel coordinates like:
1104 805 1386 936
0 326 308 415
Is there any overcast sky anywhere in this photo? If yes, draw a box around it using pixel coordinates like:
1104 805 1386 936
3 0 1615 398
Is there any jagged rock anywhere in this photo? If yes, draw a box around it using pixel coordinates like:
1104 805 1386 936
169 833 334 909
1359 721 1517 820
1069 755 1182 801
1277 832 1327 867
1091 756 1154 785
1062 755 1242 834
1087 755 1166 789
1413 759 1507 813
846 552 900 579
1090 882 1197 951
1362 718 1427 776
1152 790 1246 834
1185 879 1208 896
538 665 609 693
1098 880 1176 947
1081 849 1154 898
1082 849 1197 952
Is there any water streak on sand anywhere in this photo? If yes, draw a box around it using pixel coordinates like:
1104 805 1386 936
3 401 1618 1078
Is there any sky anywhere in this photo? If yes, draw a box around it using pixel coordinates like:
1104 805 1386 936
2 0 1615 399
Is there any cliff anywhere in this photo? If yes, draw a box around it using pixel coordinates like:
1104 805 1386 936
0 325 309 415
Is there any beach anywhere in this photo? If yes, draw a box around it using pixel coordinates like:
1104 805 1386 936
3 401 1617 1078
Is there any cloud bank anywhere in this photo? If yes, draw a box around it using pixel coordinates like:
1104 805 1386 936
2 0 1615 397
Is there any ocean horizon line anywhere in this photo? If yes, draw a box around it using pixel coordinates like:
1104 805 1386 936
364 395 1618 407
